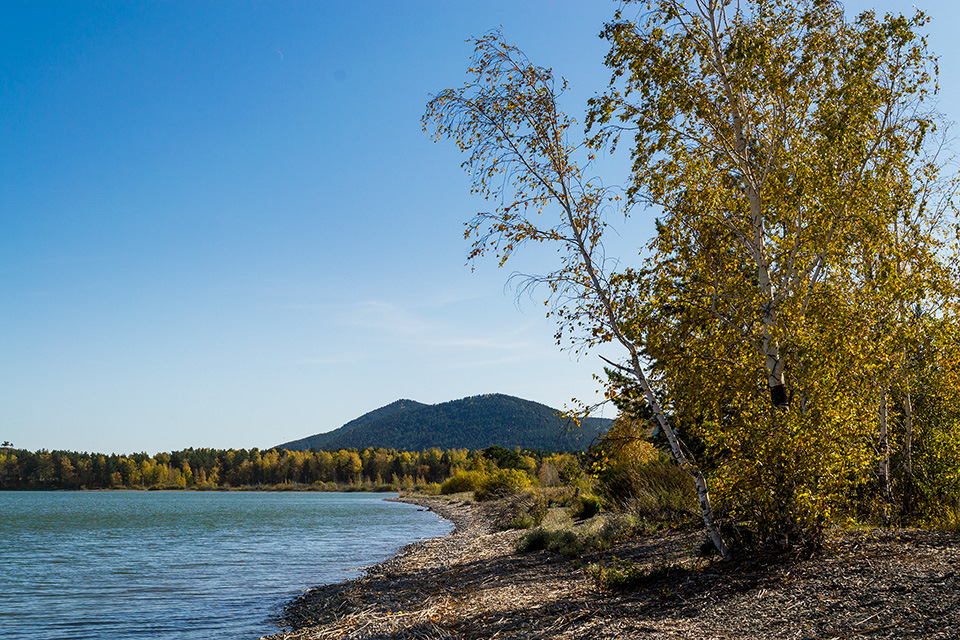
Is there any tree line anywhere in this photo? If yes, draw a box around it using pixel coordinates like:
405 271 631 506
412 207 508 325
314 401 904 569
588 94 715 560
0 444 583 492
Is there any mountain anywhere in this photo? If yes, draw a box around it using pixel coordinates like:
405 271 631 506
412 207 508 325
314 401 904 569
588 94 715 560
277 399 427 451
275 394 610 452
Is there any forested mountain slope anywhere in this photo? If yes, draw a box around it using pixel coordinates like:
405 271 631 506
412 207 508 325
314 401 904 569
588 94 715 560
276 394 609 452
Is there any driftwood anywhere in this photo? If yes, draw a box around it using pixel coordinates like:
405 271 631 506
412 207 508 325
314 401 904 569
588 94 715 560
263 497 960 639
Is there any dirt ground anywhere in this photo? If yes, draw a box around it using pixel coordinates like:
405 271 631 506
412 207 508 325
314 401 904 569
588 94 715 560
263 496 960 640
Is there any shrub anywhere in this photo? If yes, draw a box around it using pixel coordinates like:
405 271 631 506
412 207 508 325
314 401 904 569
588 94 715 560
440 470 485 495
597 459 697 524
587 513 649 550
516 511 651 558
587 556 688 591
474 468 534 501
509 513 539 530
515 527 550 552
418 482 442 496
586 556 646 590
515 527 585 557
489 489 548 530
569 494 602 520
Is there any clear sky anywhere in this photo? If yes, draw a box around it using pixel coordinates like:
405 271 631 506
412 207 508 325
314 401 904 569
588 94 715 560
2 1 958 455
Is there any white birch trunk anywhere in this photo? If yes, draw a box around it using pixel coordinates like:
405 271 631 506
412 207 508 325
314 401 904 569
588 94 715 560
626 352 732 560
559 199 733 561
903 386 914 515
706 0 788 409
879 390 892 519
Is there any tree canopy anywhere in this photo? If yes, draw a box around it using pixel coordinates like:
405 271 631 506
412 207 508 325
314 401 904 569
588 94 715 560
427 0 960 554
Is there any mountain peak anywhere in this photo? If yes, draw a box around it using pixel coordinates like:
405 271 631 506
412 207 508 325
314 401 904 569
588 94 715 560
276 394 609 452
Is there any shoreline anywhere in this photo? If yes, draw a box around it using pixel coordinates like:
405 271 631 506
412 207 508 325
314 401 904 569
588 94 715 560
264 495 960 639
262 494 498 638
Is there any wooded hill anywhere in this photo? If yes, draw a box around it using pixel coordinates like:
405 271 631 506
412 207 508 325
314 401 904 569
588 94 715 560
276 394 611 452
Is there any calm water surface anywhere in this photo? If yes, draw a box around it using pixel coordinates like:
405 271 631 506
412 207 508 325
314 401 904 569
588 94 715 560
0 491 452 640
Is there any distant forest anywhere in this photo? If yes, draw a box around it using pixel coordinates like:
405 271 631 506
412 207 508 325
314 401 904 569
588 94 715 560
0 445 581 492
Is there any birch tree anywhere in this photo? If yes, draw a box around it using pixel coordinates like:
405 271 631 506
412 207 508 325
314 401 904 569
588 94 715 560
426 0 958 552
424 33 732 559
588 0 957 543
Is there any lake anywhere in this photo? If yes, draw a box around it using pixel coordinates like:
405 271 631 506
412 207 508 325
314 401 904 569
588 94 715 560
0 491 452 640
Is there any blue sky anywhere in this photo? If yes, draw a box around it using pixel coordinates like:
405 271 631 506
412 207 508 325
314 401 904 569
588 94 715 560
2 1 958 454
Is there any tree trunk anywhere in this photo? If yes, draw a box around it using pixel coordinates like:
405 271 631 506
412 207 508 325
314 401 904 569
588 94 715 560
707 0 788 411
879 390 892 523
903 386 914 516
627 353 733 561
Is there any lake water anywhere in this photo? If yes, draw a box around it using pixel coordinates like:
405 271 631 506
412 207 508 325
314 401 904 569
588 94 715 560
0 491 452 640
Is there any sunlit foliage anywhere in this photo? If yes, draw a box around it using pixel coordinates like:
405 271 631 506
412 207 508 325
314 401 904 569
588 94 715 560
426 0 960 553
0 445 583 494
589 0 960 546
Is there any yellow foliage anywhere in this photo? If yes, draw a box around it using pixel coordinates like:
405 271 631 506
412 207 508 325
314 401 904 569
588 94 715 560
598 416 658 468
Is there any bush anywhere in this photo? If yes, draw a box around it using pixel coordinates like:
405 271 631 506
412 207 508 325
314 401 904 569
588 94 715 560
474 468 534 501
597 459 697 524
418 482 442 496
501 490 548 529
515 511 651 558
440 470 485 495
586 556 646 590
515 526 550 552
515 527 585 557
588 513 649 550
509 513 539 530
587 556 688 591
569 494 602 520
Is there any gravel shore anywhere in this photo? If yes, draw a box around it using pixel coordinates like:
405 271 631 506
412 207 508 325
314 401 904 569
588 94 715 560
263 495 960 640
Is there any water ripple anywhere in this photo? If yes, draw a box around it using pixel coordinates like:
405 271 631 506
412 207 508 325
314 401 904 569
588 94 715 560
0 492 451 640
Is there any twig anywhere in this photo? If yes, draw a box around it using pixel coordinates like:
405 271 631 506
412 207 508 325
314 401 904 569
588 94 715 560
855 612 880 626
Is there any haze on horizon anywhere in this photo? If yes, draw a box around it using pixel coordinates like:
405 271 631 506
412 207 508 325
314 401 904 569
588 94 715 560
3 0 958 455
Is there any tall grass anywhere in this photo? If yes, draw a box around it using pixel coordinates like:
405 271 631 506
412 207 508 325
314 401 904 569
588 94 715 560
597 459 698 525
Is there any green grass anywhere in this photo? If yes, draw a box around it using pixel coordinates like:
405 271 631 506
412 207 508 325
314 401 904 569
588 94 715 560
586 556 690 591
515 511 654 557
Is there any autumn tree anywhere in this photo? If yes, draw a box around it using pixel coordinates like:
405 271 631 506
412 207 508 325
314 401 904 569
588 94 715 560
427 0 958 552
334 450 363 484
425 31 732 558
886 314 960 521
586 0 958 543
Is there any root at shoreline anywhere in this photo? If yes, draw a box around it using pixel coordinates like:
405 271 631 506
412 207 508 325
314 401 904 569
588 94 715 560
263 496 960 640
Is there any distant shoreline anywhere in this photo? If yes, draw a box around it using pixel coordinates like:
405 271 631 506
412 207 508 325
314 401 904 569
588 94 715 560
0 485 410 492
